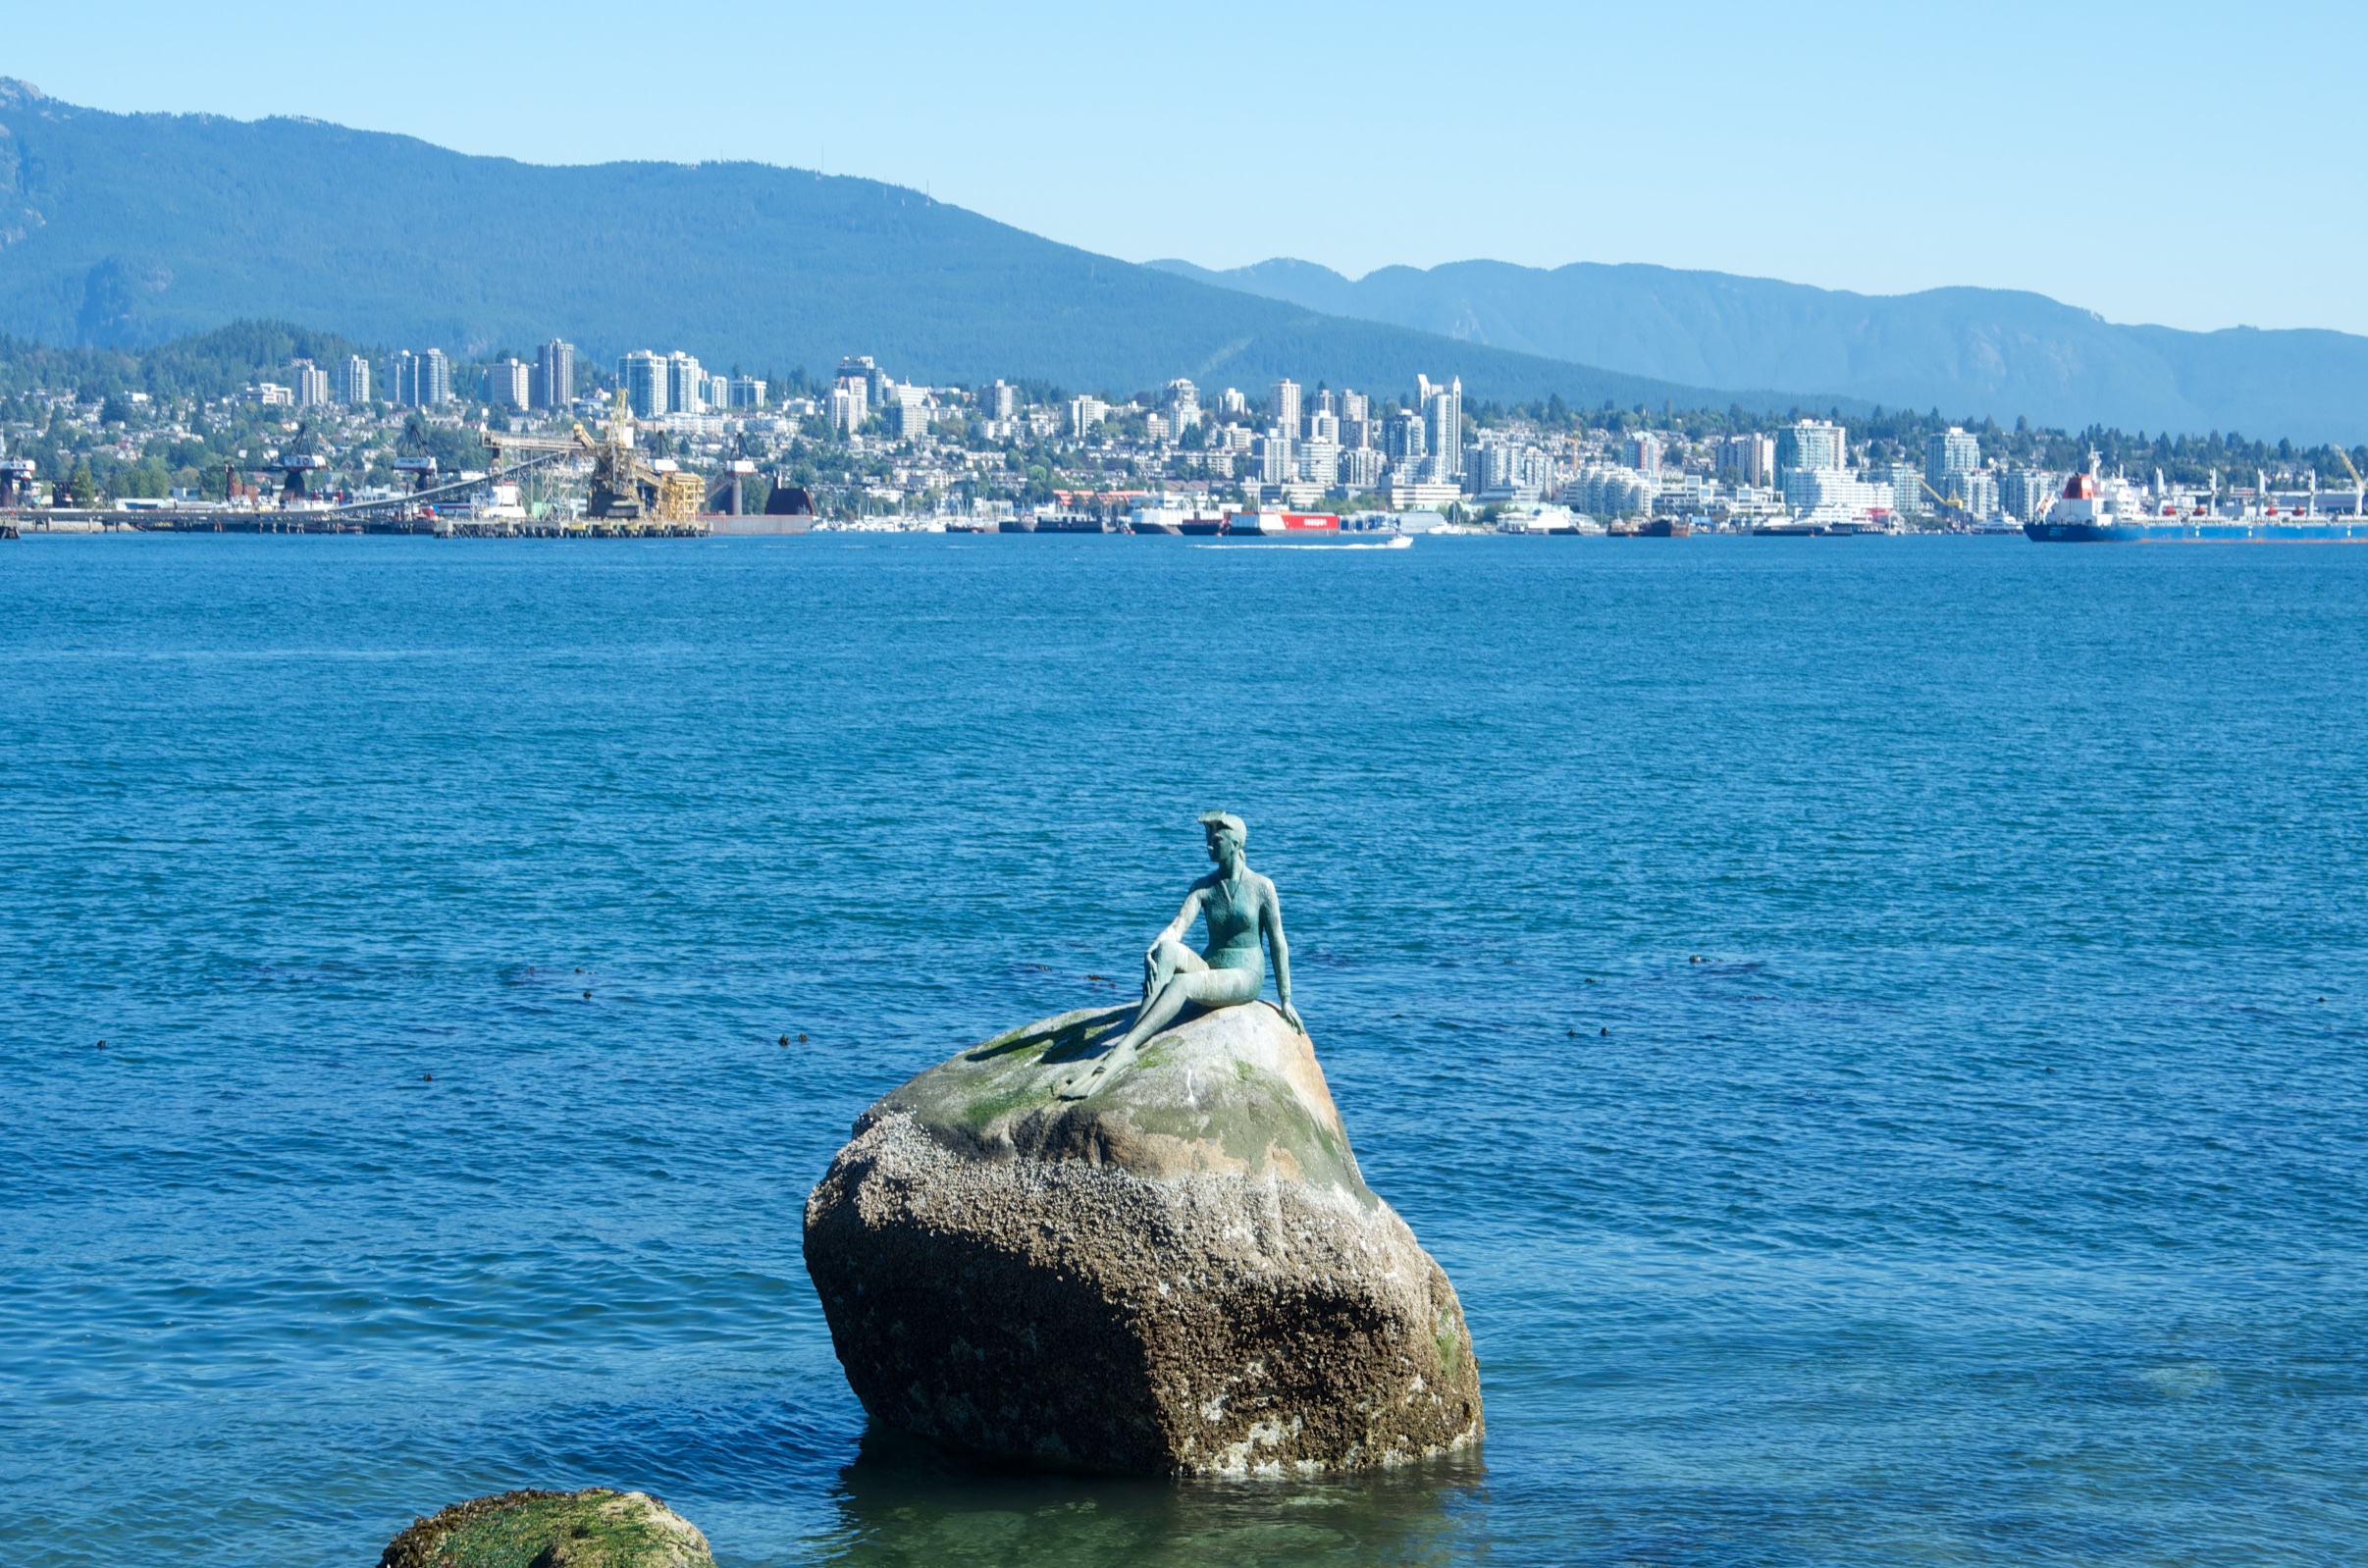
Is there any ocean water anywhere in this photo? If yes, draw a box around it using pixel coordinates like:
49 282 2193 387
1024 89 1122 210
3 532 2364 1568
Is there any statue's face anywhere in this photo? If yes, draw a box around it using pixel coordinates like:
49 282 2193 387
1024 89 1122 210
1206 826 1241 864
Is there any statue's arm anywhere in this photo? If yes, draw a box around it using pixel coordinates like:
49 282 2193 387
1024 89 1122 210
1154 885 1204 949
1263 879 1304 1032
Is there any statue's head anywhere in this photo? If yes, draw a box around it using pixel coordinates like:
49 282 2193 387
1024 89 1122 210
1199 810 1246 863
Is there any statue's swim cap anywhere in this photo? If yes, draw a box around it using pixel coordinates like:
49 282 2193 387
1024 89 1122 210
1198 810 1246 843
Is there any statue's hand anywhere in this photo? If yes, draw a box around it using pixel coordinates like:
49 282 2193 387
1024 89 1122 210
1281 1001 1305 1035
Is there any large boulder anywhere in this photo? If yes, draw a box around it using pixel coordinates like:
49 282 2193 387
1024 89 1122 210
803 1001 1483 1476
378 1489 713 1568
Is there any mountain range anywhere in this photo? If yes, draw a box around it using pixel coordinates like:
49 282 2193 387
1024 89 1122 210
0 79 1756 415
1147 258 2368 445
0 76 2361 444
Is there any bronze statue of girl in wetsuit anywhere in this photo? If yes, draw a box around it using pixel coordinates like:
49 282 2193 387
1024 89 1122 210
1058 810 1304 1099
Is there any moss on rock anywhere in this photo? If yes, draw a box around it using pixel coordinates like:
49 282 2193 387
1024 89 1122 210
378 1489 712 1568
870 1001 1373 1198
806 1002 1483 1475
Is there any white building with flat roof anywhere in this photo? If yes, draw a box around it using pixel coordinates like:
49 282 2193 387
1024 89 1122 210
1418 376 1462 481
665 352 706 416
290 360 330 407
1783 468 1894 521
1925 427 1981 496
1270 379 1301 441
621 351 667 418
1776 419 1846 478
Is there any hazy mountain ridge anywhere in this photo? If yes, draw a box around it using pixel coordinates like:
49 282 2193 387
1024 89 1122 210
1147 257 2368 444
0 80 1809 414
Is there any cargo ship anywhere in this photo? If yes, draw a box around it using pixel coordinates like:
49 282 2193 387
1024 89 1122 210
2027 470 2368 542
1129 505 1231 535
1223 509 1342 538
708 481 815 535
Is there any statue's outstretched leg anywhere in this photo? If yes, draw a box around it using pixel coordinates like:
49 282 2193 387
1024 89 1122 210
1059 978 1194 1099
1058 951 1257 1100
1061 943 1206 1099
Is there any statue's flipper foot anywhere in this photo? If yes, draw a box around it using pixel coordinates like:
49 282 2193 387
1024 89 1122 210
1054 1044 1133 1100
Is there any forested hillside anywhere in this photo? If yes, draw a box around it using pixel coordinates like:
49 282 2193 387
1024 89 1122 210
0 81 1763 413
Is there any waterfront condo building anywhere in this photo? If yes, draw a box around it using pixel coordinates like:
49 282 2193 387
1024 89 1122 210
1925 427 1982 499
1270 379 1301 442
1255 430 1293 485
1783 467 1894 519
1775 418 1846 479
2000 468 2058 522
533 340 575 410
829 382 865 436
665 352 707 416
1718 432 1775 487
395 348 450 407
484 357 531 410
289 359 331 408
1887 460 1929 515
1163 378 1199 433
621 351 667 418
837 356 887 406
885 383 929 440
1418 376 1462 482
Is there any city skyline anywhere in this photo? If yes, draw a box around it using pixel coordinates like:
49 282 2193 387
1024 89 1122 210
12 318 2350 539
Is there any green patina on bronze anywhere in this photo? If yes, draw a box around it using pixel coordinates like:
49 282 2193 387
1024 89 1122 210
1054 811 1307 1101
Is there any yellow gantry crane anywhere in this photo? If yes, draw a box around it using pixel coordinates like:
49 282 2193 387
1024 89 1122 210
1920 475 1967 518
480 390 706 528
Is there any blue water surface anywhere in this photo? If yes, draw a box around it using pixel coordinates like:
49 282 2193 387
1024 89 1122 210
3 532 2364 1567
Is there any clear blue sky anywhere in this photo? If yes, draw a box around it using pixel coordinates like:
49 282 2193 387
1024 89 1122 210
8 0 2363 334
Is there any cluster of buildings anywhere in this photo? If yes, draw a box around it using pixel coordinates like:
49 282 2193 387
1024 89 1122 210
246 341 581 414
200 338 2340 531
616 350 767 418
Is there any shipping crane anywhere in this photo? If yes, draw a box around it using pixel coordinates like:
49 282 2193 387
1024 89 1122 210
1920 474 1967 520
480 390 704 526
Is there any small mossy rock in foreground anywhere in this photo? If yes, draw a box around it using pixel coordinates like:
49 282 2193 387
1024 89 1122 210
804 1002 1483 1476
378 1489 713 1568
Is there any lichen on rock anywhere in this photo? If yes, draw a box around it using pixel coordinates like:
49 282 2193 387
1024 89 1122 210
804 1001 1483 1477
377 1489 713 1568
